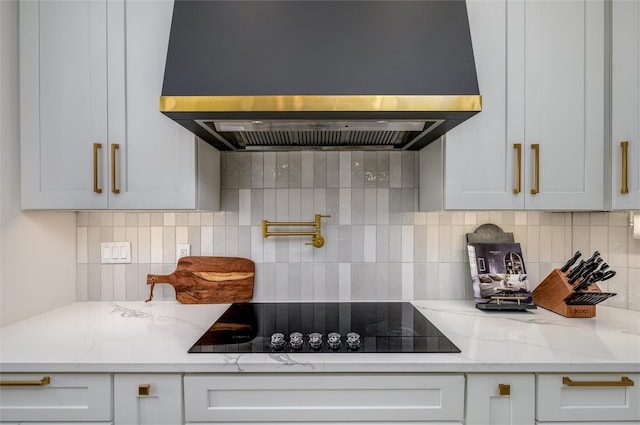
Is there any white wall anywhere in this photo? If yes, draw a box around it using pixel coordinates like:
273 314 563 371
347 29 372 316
0 0 76 327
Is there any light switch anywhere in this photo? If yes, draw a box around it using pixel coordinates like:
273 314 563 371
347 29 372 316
101 242 132 264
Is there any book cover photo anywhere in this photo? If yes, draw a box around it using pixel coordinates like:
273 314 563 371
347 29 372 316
467 242 532 302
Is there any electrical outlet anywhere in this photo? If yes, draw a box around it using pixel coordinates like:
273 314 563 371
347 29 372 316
177 244 191 258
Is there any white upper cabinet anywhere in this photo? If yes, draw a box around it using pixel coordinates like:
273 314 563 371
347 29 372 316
611 0 640 210
20 0 219 210
421 0 605 211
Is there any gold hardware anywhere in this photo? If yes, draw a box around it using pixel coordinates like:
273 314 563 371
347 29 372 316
491 296 527 305
0 376 51 386
93 143 103 194
498 383 511 396
513 143 522 194
262 214 330 248
111 143 120 194
562 376 634 387
621 141 629 194
531 143 540 195
138 383 151 396
306 234 325 248
161 95 482 113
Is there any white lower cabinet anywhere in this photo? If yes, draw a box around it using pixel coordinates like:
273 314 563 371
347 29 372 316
0 373 112 423
536 373 640 423
184 373 464 424
114 374 183 425
466 373 535 425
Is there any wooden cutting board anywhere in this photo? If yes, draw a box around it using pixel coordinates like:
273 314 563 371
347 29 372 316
145 256 254 304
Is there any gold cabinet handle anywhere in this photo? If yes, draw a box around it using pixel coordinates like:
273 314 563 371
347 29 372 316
530 143 540 194
563 376 634 387
0 376 51 386
111 143 120 194
513 143 522 194
93 143 103 194
498 383 511 396
621 141 629 194
138 383 151 396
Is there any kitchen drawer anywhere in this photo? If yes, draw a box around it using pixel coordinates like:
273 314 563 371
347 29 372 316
536 373 640 422
114 373 183 425
184 373 464 423
466 373 535 425
0 373 112 423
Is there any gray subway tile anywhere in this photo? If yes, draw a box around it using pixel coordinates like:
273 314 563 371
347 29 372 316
313 152 327 188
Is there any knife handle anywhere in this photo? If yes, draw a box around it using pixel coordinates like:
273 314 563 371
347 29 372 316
560 251 581 273
600 270 616 281
530 144 540 195
567 259 585 281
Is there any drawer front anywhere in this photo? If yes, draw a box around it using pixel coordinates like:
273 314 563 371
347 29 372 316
184 373 465 422
536 373 640 422
114 374 183 425
466 373 535 425
0 373 112 422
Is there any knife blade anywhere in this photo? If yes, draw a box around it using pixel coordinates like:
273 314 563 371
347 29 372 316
560 251 582 273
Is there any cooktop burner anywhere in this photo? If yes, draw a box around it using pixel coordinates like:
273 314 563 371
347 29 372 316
188 302 460 353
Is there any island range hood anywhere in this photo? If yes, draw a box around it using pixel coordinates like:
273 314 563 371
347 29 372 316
161 0 481 151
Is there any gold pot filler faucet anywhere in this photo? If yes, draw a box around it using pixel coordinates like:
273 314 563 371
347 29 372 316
262 214 331 248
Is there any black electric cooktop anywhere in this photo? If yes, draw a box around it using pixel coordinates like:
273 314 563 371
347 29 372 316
188 302 460 353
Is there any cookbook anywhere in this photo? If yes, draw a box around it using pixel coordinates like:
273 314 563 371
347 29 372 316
467 242 532 302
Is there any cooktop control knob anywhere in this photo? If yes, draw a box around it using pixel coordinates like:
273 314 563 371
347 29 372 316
270 332 285 350
289 332 303 350
346 332 361 350
308 332 323 350
327 332 341 350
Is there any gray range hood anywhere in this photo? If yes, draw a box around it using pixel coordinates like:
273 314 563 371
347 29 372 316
161 0 481 151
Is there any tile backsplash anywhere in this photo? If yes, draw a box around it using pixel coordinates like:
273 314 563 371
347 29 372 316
76 151 639 311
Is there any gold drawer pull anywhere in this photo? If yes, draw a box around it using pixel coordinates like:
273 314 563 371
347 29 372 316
498 383 511 396
621 141 629 194
138 383 151 396
563 376 634 387
530 143 540 195
111 143 120 194
93 143 103 194
513 143 522 194
0 376 51 386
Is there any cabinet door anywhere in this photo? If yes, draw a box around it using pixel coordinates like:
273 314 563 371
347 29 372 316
114 374 182 425
20 0 109 209
428 0 604 211
523 0 605 210
106 0 197 209
442 0 525 210
466 374 535 425
611 0 640 209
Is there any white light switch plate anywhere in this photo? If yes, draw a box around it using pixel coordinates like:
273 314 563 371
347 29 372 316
101 241 132 264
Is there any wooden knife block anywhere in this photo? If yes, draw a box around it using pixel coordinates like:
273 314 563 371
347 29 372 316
532 269 599 318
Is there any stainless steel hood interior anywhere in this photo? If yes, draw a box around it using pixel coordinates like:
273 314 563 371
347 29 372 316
161 1 481 151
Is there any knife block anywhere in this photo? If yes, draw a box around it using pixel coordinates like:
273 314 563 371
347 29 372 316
532 269 600 318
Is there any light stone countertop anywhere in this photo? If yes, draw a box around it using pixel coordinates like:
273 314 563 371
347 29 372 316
0 301 638 373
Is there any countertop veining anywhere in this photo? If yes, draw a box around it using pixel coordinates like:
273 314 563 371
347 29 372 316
0 301 638 373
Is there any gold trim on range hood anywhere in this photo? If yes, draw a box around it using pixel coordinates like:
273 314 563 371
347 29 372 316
160 95 482 113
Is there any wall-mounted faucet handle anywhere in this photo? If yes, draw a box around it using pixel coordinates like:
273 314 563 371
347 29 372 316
305 233 325 248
